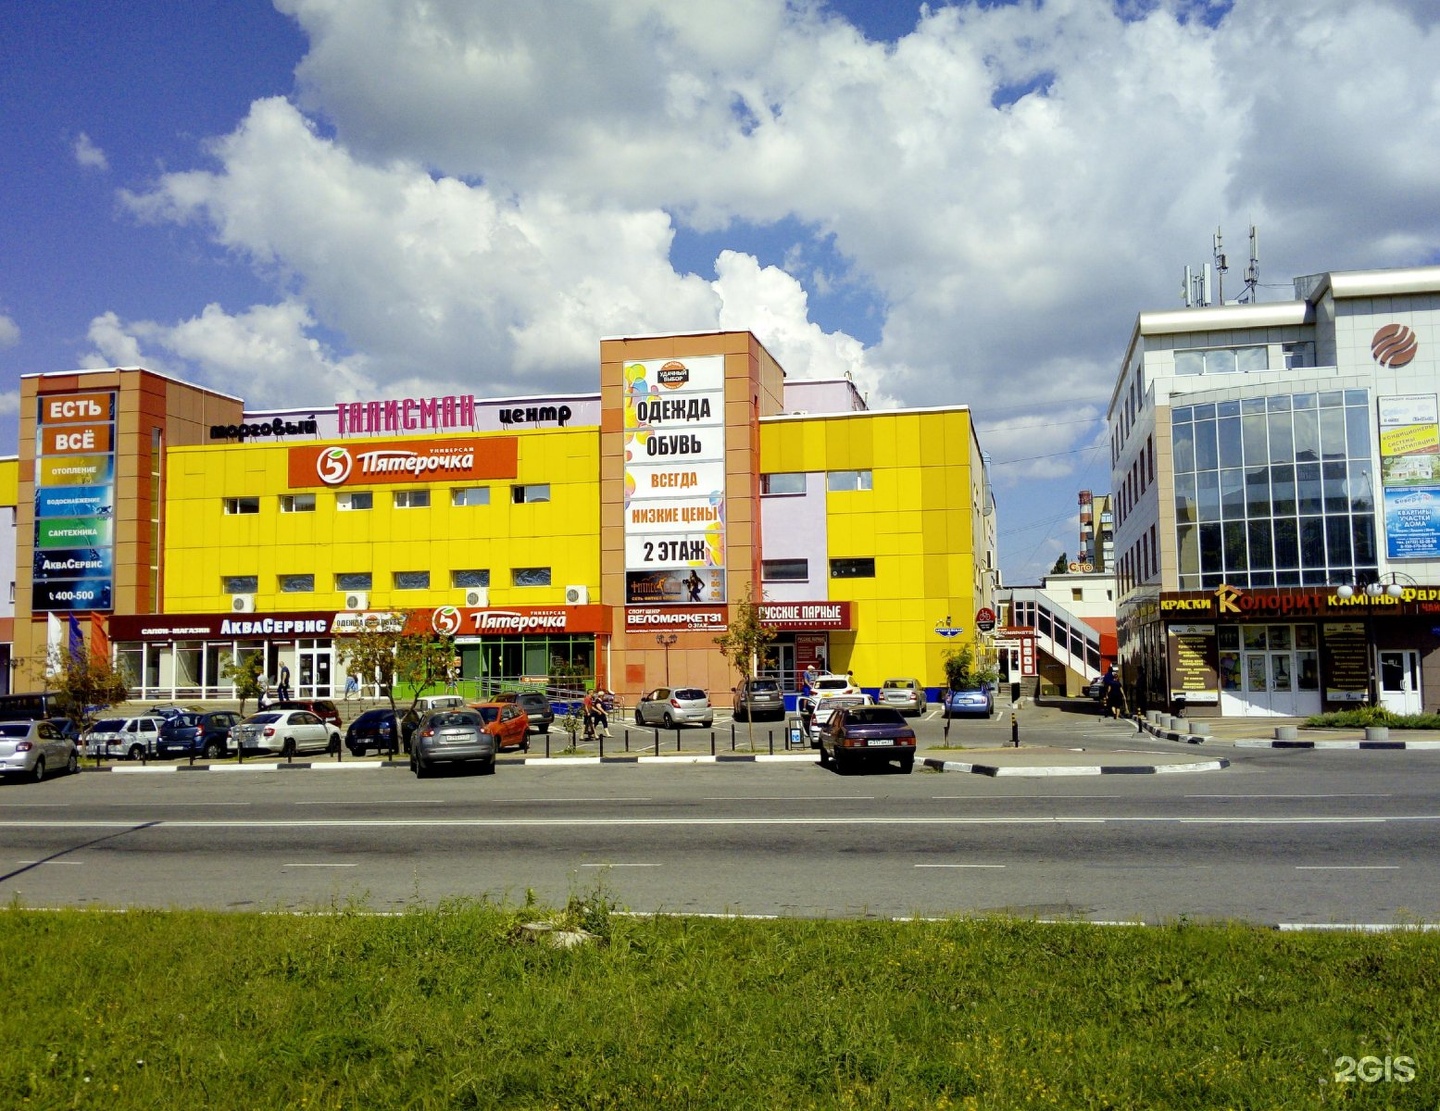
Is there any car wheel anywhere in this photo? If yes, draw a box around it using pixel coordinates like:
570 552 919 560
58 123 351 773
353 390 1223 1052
663 712 675 729
127 744 146 762
900 756 914 774
204 740 224 760
818 743 830 768
66 750 79 776
281 738 296 759
635 708 645 725
328 734 341 755
833 749 850 775
480 758 497 776
412 752 428 778
31 757 46 783
520 736 530 752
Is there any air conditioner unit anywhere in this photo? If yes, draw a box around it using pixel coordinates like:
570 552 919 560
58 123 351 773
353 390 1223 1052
344 592 369 611
464 587 489 608
564 584 589 605
230 593 256 613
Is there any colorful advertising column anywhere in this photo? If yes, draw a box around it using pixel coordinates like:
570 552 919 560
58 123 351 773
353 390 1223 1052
33 391 116 612
1378 393 1440 558
622 357 727 605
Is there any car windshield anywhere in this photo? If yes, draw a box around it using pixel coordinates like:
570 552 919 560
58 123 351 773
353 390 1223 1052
244 713 282 725
882 680 914 689
843 708 906 726
356 710 391 725
814 678 849 689
0 723 31 738
953 687 986 696
431 712 480 728
90 719 125 732
673 689 705 701
517 694 547 708
748 680 779 692
473 706 501 723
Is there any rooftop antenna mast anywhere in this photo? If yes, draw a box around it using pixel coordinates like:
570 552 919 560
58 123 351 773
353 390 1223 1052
1212 227 1228 304
1238 224 1259 303
1181 262 1213 307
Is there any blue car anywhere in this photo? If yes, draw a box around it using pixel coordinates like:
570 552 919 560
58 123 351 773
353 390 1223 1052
943 685 993 718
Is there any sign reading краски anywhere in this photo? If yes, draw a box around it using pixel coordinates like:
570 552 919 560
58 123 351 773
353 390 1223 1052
287 437 518 488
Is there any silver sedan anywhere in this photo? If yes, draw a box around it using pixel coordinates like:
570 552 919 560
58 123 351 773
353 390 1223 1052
634 687 714 728
0 720 79 782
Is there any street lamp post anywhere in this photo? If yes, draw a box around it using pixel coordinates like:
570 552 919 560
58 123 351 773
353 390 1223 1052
655 633 677 686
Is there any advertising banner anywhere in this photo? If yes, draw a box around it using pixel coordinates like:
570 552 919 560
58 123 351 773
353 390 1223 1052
624 606 728 632
287 437 518 488
622 356 727 602
1322 621 1369 702
1378 394 1440 559
33 390 116 611
1167 623 1219 704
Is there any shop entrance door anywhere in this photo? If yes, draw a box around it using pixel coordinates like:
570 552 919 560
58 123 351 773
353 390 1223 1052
1378 650 1421 715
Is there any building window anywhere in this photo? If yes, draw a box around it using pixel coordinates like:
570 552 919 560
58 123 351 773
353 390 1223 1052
394 489 430 508
223 497 259 515
451 569 491 588
1172 390 1375 590
512 484 550 504
279 574 315 593
335 573 372 591
223 576 259 594
280 493 316 513
1174 345 1268 376
512 567 552 587
394 571 431 590
451 486 490 507
830 557 876 578
827 470 873 492
762 559 809 582
761 473 806 495
337 491 373 511
1071 588 1083 601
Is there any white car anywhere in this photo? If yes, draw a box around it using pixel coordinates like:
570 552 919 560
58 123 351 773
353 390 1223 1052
810 673 859 698
81 715 168 761
231 709 341 757
0 720 79 781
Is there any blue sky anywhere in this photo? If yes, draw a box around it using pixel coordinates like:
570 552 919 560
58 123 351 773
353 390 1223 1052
5 0 1440 583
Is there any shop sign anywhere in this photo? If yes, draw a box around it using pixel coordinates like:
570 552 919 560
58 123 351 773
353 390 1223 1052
1167 623 1218 703
427 605 609 636
109 612 335 640
1322 621 1369 702
210 416 319 441
287 436 518 488
338 394 478 436
1163 582 1440 619
975 607 996 633
758 602 852 630
625 606 727 632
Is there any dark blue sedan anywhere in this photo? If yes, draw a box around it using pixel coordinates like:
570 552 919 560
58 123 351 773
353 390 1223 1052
942 685 993 719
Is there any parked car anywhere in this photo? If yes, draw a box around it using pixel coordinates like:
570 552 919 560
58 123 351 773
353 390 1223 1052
818 705 916 774
732 677 785 722
344 708 404 757
82 715 168 761
413 695 468 714
806 693 873 746
269 699 342 728
468 702 531 752
1083 676 1105 700
410 709 497 777
231 709 341 757
878 678 927 716
494 690 555 734
635 687 713 728
810 673 858 698
156 711 243 759
0 720 79 781
943 685 994 719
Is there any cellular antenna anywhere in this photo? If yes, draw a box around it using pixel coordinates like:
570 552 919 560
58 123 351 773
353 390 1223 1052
1212 227 1227 304
1239 224 1260 303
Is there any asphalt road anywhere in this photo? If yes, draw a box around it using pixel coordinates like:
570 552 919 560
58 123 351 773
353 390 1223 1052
3 705 1439 925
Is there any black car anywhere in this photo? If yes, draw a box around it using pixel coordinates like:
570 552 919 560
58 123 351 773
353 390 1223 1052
818 705 916 774
495 690 555 734
156 711 243 759
345 708 405 757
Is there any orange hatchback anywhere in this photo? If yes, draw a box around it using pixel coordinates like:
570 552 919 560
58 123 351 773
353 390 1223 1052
470 701 531 752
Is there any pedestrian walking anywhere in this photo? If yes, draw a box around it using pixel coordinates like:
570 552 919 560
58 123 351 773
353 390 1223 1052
277 663 291 702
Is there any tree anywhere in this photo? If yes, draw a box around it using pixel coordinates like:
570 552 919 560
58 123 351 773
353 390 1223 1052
942 643 997 692
713 583 775 750
333 611 454 717
48 647 131 734
220 650 265 715
1050 552 1069 575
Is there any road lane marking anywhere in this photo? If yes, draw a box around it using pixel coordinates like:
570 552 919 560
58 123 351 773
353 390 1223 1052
914 863 1005 869
1294 865 1400 870
9 814 1440 829
578 863 661 868
282 863 359 868
15 860 83 865
1187 793 1392 799
704 795 874 801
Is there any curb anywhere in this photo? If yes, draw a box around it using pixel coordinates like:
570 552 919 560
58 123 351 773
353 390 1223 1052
77 753 821 773
1233 739 1440 750
921 756 1230 777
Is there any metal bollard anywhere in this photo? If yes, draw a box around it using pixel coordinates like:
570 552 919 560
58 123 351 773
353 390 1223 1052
599 730 604 758
710 730 716 756
653 728 659 757
768 729 773 755
1010 709 1019 747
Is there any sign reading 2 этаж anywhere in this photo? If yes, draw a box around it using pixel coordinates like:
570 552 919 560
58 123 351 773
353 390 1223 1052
622 356 726 604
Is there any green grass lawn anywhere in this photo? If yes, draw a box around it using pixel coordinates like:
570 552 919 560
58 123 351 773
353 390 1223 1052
4 897 1436 1109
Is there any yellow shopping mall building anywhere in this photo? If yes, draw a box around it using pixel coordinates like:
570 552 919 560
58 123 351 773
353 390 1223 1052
8 331 998 707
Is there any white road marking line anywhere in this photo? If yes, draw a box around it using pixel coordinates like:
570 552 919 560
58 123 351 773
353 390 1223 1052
1187 793 1392 799
1294 865 1399 871
914 863 1005 869
282 863 359 868
704 795 875 801
578 863 662 868
15 860 83 865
